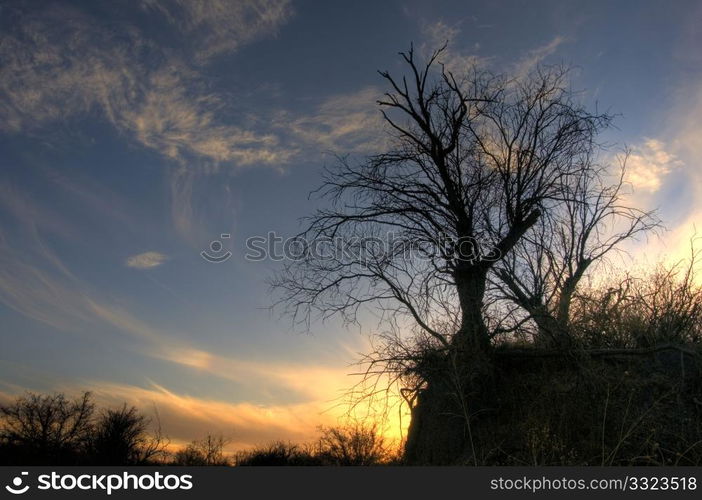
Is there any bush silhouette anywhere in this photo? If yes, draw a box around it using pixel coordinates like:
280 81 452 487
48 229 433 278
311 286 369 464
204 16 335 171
0 392 167 465
316 424 389 465
172 434 231 466
236 441 323 466
235 425 390 466
0 391 94 465
89 404 167 465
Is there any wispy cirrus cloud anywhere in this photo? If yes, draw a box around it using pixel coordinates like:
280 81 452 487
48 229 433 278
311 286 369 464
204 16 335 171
115 64 298 169
82 297 354 405
512 36 565 78
637 79 702 266
0 186 383 446
0 2 390 246
0 375 337 454
419 19 564 78
0 183 92 332
277 87 386 156
0 234 383 449
0 180 164 336
0 2 382 170
0 250 93 332
420 20 487 74
141 0 293 63
0 2 295 169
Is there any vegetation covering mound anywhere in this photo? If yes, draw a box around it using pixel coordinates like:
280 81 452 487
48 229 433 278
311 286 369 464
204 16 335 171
406 344 702 465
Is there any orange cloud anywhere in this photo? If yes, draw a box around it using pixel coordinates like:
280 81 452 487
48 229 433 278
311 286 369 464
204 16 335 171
83 381 334 452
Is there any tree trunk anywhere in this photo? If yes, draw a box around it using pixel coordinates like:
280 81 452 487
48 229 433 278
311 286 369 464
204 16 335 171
453 265 490 352
404 266 493 464
403 347 494 464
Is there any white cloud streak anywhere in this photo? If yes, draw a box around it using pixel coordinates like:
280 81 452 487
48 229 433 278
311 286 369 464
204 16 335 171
512 36 565 79
125 251 169 269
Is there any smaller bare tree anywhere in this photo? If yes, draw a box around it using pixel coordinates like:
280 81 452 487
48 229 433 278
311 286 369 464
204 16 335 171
491 151 660 346
173 434 231 466
316 423 389 465
0 391 94 464
90 404 168 465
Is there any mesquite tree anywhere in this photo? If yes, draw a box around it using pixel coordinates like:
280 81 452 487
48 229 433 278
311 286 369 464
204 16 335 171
272 46 614 462
274 46 609 354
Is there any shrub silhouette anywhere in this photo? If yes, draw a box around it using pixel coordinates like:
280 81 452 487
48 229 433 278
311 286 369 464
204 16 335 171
235 425 389 466
316 424 389 465
172 434 231 466
236 441 323 466
572 253 702 348
0 392 167 465
0 391 94 465
89 404 167 465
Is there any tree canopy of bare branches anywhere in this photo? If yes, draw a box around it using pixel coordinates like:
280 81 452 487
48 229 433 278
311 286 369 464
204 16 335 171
272 45 613 358
492 151 660 346
0 391 94 463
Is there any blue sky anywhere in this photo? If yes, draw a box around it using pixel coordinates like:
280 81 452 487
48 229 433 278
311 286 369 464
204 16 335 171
1 0 701 450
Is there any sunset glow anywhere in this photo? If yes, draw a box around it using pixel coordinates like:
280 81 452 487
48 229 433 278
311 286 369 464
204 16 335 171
1 0 701 456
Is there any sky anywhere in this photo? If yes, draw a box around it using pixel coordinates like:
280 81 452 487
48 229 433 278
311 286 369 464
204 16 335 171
0 0 701 452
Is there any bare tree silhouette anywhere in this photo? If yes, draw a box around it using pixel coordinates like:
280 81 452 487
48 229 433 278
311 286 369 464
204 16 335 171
173 434 231 466
0 392 169 465
90 404 168 465
316 423 389 465
492 150 660 346
0 391 94 464
272 45 621 463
